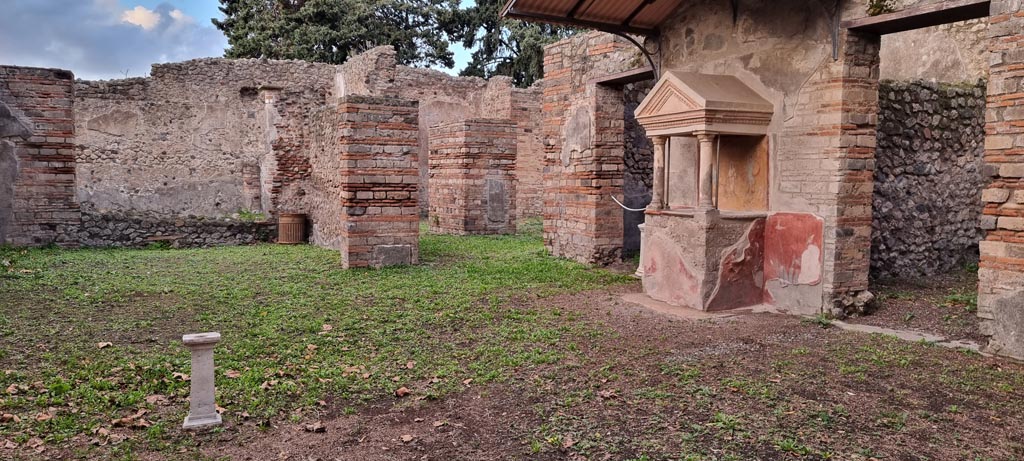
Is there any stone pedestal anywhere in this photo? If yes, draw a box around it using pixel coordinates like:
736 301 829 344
640 210 765 311
182 332 222 430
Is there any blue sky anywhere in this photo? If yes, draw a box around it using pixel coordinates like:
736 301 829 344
0 0 473 80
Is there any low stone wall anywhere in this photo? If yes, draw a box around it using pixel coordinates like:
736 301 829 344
77 210 276 248
871 80 987 278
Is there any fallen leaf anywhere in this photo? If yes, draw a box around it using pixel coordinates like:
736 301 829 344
394 387 411 398
405 361 416 369
304 422 326 433
144 394 168 405
35 412 52 422
240 411 250 418
562 434 575 448
414 418 424 422
0 414 19 423
432 420 446 428
27 437 43 448
400 434 414 443
462 378 473 385
133 418 152 428
224 370 241 379
2 440 16 449
215 405 226 414
172 372 190 382
597 389 618 400
361 373 371 379
321 324 333 332
97 342 112 349
93 427 110 437
5 384 17 395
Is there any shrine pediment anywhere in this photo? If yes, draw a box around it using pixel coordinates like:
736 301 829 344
635 71 774 137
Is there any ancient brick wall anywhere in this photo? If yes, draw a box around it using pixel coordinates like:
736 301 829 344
0 65 79 246
872 80 987 278
428 119 517 235
307 95 420 268
541 32 650 265
978 0 1024 360
335 46 544 219
74 58 336 220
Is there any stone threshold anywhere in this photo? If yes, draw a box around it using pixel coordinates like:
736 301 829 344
621 292 987 355
830 320 986 354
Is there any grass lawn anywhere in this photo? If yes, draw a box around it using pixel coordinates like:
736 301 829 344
2 223 1024 460
0 223 631 459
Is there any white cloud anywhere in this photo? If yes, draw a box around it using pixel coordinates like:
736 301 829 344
169 9 192 24
121 6 161 30
0 1 228 80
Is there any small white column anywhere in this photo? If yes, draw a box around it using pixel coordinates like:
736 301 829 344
182 332 222 430
696 133 717 210
635 223 646 278
650 136 667 210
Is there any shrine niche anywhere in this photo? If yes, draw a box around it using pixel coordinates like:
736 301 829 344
634 71 774 311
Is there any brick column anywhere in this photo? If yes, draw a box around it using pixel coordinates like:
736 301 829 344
831 30 881 305
978 0 1024 359
0 66 80 246
428 119 517 235
336 95 420 268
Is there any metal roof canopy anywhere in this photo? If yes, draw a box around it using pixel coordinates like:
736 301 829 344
501 0 684 35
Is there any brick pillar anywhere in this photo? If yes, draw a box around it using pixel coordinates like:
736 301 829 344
978 0 1024 359
337 95 420 269
428 119 517 235
830 30 881 305
542 83 626 265
0 66 80 246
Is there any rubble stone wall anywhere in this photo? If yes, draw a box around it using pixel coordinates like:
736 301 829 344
623 81 654 257
74 58 336 220
0 65 79 246
428 119 518 235
872 80 987 278
77 209 276 248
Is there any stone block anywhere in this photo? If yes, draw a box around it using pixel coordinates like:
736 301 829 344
998 216 1024 231
983 188 1011 203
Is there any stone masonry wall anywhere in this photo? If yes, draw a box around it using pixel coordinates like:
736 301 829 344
872 80 987 278
308 95 420 268
75 58 336 220
0 65 79 246
77 210 275 248
428 119 518 235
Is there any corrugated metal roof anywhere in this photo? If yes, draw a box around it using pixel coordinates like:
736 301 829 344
501 0 685 35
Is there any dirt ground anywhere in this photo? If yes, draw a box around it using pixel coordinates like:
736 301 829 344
854 270 984 343
199 284 1023 461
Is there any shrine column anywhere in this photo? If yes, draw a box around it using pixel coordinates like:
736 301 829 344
650 136 667 210
696 132 717 209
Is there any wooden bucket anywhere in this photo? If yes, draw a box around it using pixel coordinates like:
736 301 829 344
277 213 306 244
